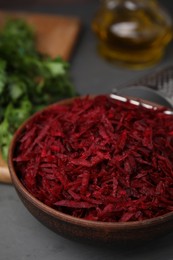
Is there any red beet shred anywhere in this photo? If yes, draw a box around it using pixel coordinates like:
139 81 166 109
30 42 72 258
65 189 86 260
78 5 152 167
14 95 173 222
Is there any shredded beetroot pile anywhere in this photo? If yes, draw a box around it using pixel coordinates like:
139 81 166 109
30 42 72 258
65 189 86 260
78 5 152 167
14 95 173 222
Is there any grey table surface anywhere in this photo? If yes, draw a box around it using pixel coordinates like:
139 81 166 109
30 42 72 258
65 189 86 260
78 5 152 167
2 1 173 260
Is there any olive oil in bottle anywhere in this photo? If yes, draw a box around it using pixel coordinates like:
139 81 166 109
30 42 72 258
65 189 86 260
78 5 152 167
92 0 173 69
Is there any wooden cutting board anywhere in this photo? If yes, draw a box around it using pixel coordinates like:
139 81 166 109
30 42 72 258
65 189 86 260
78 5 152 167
0 11 81 184
0 11 81 60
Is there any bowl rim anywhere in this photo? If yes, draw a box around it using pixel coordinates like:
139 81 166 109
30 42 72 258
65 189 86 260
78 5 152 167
8 95 173 230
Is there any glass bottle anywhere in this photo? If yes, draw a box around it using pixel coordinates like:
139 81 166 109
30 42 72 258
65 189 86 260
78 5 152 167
92 0 173 69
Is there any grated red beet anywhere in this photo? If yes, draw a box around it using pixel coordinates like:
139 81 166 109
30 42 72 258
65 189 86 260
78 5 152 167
14 95 173 222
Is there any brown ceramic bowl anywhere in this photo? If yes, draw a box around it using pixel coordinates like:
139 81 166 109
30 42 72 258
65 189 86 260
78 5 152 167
8 96 173 245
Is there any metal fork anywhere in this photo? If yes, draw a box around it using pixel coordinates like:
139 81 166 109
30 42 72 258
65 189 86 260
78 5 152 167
112 66 173 109
110 93 173 115
134 66 173 104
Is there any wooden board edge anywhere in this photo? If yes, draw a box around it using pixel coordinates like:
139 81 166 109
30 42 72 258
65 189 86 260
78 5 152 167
0 167 12 184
